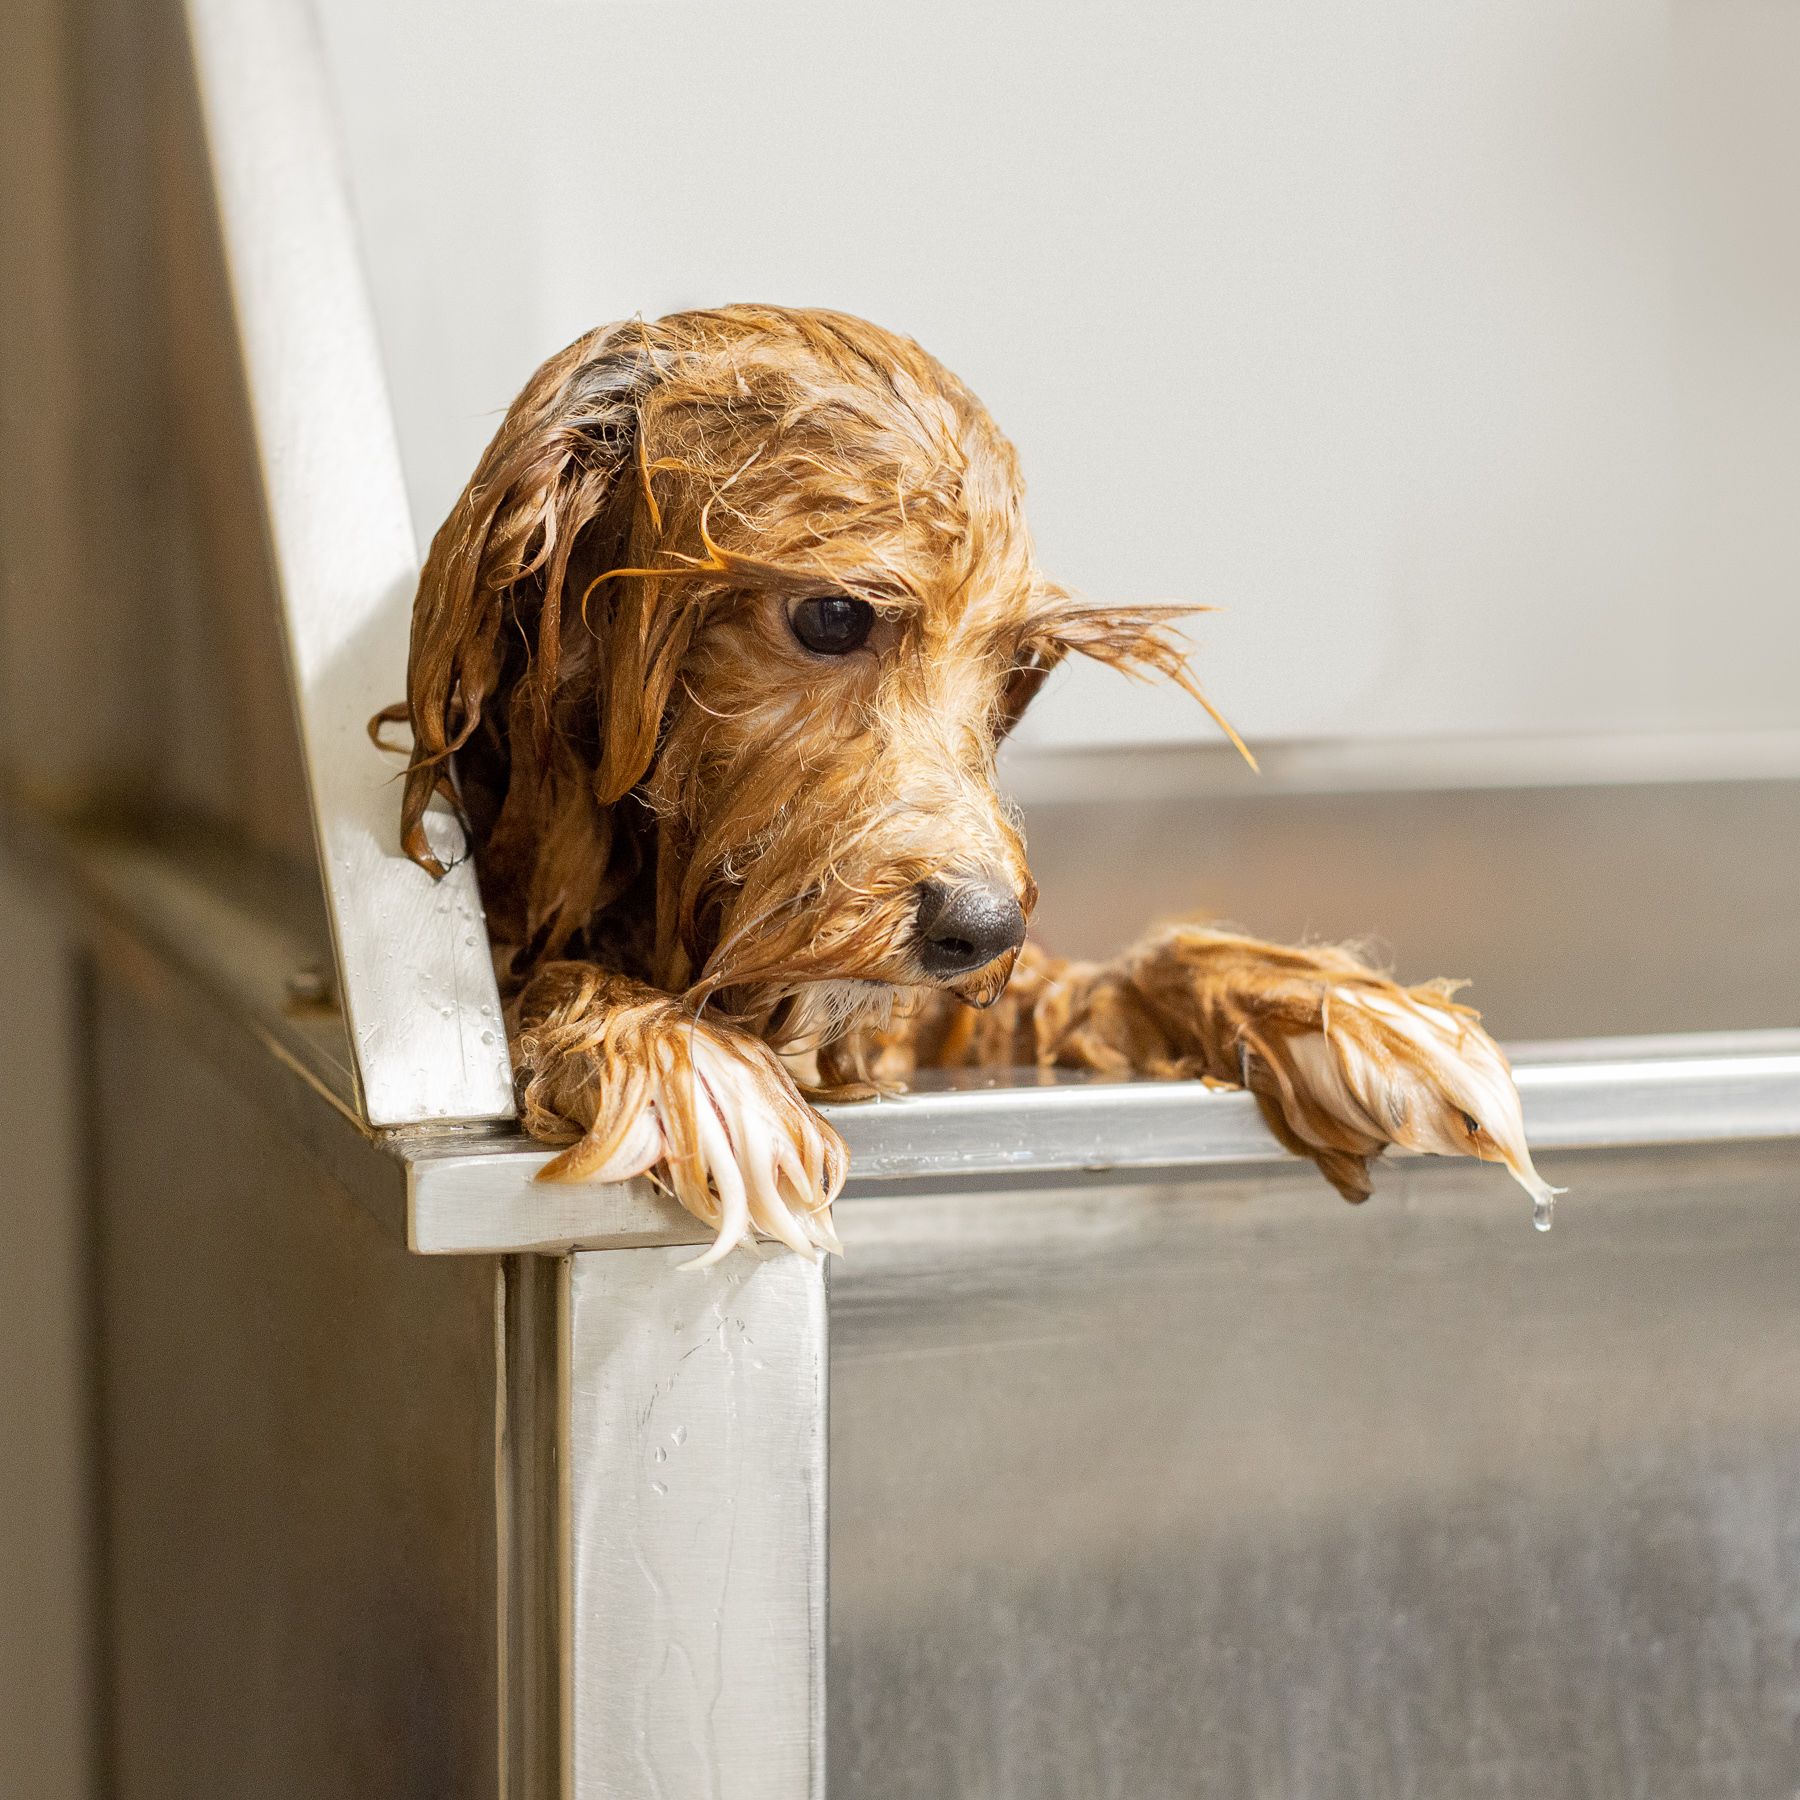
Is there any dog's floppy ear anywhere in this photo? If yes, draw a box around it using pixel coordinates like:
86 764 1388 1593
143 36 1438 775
1013 590 1257 768
992 649 1055 742
394 325 668 876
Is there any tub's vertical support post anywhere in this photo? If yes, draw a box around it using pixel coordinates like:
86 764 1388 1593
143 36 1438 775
563 1246 828 1800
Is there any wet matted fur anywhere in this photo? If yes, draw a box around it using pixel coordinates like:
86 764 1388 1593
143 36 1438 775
383 305 1556 1263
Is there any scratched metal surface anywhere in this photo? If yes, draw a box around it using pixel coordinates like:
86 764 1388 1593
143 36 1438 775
829 1139 1800 1800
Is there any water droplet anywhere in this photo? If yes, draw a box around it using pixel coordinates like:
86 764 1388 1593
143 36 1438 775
650 1480 667 1497
479 1003 493 1018
653 1446 667 1465
671 1426 688 1447
480 1030 494 1045
1533 1195 1555 1233
464 935 476 947
439 1005 453 1018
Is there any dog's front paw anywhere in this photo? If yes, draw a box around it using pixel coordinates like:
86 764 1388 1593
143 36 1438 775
1264 976 1562 1227
1121 928 1562 1224
515 970 846 1266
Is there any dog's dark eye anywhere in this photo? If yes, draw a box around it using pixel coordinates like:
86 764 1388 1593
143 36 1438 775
790 595 875 656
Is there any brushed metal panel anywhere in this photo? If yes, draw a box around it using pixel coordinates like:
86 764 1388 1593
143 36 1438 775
181 0 512 1126
92 977 504 1800
404 1037 1800 1254
830 1140 1800 1799
566 1246 827 1800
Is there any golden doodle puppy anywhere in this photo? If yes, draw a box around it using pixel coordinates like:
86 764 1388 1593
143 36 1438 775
385 305 1557 1263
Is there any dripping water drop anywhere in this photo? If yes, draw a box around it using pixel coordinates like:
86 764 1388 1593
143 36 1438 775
1533 1194 1554 1233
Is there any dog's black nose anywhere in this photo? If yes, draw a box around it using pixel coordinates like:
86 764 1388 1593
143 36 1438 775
915 879 1027 977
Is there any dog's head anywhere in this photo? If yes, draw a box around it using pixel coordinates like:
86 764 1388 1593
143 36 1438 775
398 306 1241 1049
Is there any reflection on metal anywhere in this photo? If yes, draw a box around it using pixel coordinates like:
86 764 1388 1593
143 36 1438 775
565 1247 827 1800
403 1039 1800 1254
181 0 511 1126
829 1138 1800 1798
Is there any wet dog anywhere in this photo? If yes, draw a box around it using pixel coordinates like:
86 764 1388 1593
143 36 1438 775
386 305 1555 1262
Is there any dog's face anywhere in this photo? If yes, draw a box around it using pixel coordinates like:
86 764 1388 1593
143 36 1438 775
631 315 1050 1037
401 307 1239 1047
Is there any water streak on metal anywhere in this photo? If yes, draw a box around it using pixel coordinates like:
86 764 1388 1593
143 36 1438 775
565 1247 827 1800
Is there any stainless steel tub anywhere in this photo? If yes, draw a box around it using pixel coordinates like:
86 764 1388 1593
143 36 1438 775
21 772 1798 1798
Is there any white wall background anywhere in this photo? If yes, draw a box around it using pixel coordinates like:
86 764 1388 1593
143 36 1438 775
315 0 1800 753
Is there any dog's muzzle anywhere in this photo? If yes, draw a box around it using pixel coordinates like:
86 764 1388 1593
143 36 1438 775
914 878 1027 986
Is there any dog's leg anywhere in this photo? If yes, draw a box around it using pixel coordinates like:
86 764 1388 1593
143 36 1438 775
512 962 846 1264
856 932 1558 1218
